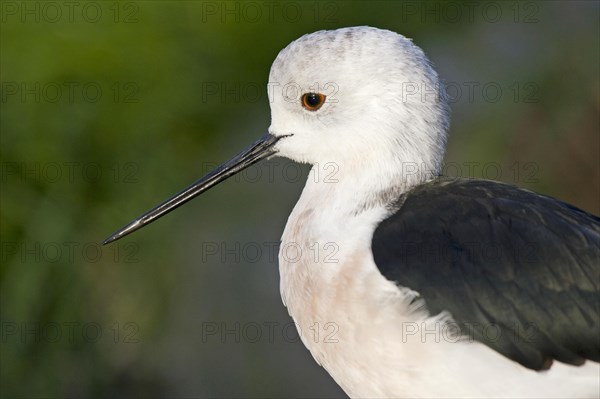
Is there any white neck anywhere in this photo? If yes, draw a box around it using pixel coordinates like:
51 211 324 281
301 144 439 216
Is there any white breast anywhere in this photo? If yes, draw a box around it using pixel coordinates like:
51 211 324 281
278 177 600 398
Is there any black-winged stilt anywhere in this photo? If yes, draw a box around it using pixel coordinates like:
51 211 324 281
104 27 600 398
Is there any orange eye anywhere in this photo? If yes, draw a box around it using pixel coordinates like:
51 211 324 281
301 92 326 111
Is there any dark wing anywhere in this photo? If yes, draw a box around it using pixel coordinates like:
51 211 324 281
372 178 600 370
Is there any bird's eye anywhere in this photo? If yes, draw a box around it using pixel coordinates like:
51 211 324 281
301 92 326 111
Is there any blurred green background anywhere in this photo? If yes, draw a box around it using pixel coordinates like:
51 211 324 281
1 1 598 398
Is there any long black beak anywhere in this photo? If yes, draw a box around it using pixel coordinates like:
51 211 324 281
103 133 282 245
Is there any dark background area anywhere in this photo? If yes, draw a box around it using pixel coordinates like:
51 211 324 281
1 1 598 398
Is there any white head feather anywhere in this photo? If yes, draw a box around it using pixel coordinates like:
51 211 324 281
267 26 449 200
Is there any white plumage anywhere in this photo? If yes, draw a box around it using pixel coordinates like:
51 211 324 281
270 27 599 398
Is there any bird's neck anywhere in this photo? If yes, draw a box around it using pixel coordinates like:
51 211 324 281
278 157 439 395
279 156 437 279
302 154 439 216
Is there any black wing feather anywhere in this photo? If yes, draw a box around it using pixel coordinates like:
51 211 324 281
372 178 600 370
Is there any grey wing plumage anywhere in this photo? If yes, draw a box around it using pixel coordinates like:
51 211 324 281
372 178 600 370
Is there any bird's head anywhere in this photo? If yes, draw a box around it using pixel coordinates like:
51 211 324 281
267 26 449 174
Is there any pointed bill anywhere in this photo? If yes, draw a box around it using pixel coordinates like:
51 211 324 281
103 133 283 245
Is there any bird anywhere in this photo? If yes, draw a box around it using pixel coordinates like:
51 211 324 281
104 27 600 398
